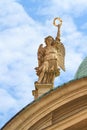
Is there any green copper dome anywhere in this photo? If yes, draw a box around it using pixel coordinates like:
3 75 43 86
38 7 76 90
75 57 87 79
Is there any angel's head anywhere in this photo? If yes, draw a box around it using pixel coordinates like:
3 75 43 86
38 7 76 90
45 36 54 46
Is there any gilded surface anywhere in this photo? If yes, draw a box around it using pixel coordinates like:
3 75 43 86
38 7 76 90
35 17 65 84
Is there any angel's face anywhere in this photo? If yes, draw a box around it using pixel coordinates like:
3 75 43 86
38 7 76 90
45 37 53 46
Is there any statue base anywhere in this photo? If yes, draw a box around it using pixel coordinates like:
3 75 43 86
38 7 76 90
32 83 54 100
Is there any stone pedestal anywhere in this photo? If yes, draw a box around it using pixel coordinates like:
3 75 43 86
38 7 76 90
32 83 54 100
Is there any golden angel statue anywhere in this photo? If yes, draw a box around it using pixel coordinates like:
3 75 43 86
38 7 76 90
35 17 65 84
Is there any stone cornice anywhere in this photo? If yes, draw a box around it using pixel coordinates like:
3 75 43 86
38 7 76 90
2 77 87 130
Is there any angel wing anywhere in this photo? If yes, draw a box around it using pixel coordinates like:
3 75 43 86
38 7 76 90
37 44 45 67
56 41 65 71
35 44 45 76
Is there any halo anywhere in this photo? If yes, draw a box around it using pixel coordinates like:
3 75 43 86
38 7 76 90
53 17 62 27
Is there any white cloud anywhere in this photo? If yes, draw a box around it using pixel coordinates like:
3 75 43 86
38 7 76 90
0 88 18 111
0 0 35 28
37 0 87 17
0 87 19 127
0 0 44 127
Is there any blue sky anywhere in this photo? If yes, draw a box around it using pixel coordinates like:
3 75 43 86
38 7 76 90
0 0 87 128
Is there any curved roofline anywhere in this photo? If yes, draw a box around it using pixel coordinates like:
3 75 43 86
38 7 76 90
1 77 87 130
